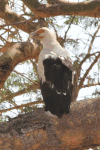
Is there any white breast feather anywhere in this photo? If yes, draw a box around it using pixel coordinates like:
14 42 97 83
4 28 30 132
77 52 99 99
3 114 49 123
38 42 71 84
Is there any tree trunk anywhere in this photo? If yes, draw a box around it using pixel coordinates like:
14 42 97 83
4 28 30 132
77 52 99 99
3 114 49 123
0 97 100 150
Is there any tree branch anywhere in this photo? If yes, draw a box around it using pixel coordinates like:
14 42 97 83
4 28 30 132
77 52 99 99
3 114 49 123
82 82 100 88
79 53 100 89
77 25 100 71
88 25 100 54
13 70 37 83
0 83 40 103
0 42 13 53
0 0 38 33
0 97 100 149
30 59 38 77
0 19 36 28
78 52 100 70
64 16 75 40
21 0 100 18
0 42 41 89
0 100 43 113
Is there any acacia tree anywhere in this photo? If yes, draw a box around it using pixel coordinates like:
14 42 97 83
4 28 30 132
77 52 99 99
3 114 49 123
0 0 100 149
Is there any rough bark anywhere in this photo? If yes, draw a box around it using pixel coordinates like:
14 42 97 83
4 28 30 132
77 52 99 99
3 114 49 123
21 0 100 18
0 97 100 150
0 42 41 89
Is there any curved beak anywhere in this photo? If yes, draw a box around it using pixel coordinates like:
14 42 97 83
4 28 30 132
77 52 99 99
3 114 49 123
29 31 40 40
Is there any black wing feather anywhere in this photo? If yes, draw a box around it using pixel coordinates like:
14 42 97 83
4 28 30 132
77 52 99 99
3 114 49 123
41 54 73 118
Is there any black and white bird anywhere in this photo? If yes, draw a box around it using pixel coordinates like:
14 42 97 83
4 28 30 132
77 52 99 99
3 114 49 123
29 27 73 118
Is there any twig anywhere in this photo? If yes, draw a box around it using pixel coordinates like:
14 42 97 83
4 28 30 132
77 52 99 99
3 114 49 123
0 17 37 28
64 16 75 40
0 83 40 103
88 25 100 54
79 53 100 89
82 82 100 88
78 51 100 70
30 59 38 78
13 69 37 83
0 100 43 113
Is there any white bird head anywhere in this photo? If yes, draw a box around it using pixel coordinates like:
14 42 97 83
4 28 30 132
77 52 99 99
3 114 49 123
29 27 57 46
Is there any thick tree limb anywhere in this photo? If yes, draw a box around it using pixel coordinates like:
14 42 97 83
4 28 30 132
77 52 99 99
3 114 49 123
0 97 100 149
21 0 100 18
0 42 41 89
0 42 13 53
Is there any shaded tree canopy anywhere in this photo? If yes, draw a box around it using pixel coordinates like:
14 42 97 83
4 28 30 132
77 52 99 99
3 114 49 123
0 0 100 150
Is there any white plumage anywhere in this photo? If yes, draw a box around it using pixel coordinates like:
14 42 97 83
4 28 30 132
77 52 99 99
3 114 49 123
29 27 73 118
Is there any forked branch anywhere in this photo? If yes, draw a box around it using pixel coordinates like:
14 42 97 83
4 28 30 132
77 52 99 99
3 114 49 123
79 53 100 89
